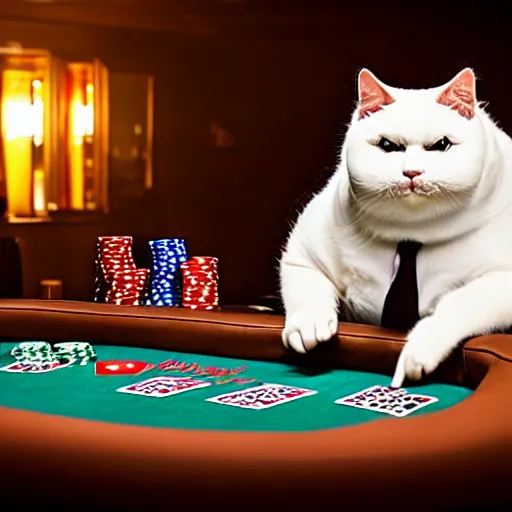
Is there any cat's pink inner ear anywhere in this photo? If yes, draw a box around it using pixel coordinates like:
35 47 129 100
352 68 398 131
436 68 476 120
358 69 395 120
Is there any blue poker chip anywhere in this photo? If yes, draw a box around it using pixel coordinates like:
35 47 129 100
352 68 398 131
146 238 188 307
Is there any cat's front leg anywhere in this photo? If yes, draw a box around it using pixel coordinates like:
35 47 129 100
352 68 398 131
391 272 512 388
280 259 339 354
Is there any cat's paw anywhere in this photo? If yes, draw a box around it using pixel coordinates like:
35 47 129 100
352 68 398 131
391 316 458 388
282 309 338 354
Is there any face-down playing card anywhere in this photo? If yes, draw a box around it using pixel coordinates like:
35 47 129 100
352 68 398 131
116 376 211 397
206 383 317 410
335 385 438 418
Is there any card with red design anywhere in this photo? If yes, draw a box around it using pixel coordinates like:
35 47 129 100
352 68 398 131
0 361 70 373
158 359 247 378
334 385 438 417
116 376 211 398
206 383 317 410
95 360 155 376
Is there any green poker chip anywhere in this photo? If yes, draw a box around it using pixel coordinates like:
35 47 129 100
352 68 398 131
10 341 57 363
9 341 97 367
54 342 94 351
10 341 97 366
13 341 52 353
53 342 97 366
54 342 90 349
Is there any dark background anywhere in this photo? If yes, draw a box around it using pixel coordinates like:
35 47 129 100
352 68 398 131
0 0 509 304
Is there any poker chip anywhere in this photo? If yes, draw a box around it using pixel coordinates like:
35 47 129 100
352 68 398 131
93 236 137 303
10 341 58 364
15 341 51 353
180 256 219 310
8 341 97 369
106 268 149 306
146 238 188 307
53 342 97 366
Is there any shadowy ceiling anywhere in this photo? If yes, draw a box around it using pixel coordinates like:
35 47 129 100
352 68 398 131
0 1 505 38
0 0 354 36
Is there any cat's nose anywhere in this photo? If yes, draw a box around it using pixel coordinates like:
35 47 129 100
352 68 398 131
403 170 423 180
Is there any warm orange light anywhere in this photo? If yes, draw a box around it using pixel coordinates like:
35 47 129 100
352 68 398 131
0 48 49 219
31 79 44 147
33 168 45 213
69 100 85 209
67 63 95 210
84 83 94 137
71 91 94 138
1 50 108 217
1 70 34 217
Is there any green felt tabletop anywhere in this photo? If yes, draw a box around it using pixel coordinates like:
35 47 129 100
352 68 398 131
0 342 473 432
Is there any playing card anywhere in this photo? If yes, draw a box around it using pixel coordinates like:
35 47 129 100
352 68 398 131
206 383 317 410
157 359 247 378
95 361 155 376
0 361 69 373
335 385 438 418
201 366 248 378
116 376 211 397
158 360 198 373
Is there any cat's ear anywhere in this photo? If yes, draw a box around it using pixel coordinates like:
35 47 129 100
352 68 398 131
358 69 395 120
436 68 476 120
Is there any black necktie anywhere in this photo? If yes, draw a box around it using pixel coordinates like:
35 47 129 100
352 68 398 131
380 241 422 333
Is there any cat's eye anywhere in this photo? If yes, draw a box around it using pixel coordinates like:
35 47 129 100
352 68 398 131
428 136 452 152
377 137 405 153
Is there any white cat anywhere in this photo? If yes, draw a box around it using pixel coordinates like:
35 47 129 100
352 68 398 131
279 68 512 388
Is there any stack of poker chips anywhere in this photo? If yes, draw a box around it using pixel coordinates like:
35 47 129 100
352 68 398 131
94 236 148 306
10 341 96 367
106 268 149 306
10 341 59 364
94 236 136 302
52 342 97 366
146 238 188 307
180 256 219 310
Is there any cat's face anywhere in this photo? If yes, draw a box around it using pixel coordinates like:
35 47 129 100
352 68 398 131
344 69 487 223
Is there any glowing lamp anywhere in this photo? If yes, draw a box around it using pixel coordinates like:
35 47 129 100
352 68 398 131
0 50 49 218
0 48 109 219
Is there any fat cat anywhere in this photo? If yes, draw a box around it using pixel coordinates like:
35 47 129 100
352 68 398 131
279 68 512 388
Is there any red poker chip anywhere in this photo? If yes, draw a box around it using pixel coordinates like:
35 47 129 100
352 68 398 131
182 270 217 278
182 274 216 278
183 303 217 310
182 284 216 290
182 275 217 281
182 292 217 297
188 256 218 264
182 262 217 268
98 236 137 283
183 303 218 307
182 289 217 295
185 265 217 270
106 268 149 305
180 256 219 310
183 302 218 306
184 287 218 292
184 294 218 299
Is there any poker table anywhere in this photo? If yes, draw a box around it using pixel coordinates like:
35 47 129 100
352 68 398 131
0 300 511 510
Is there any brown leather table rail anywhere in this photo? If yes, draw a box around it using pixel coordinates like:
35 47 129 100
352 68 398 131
0 299 511 510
